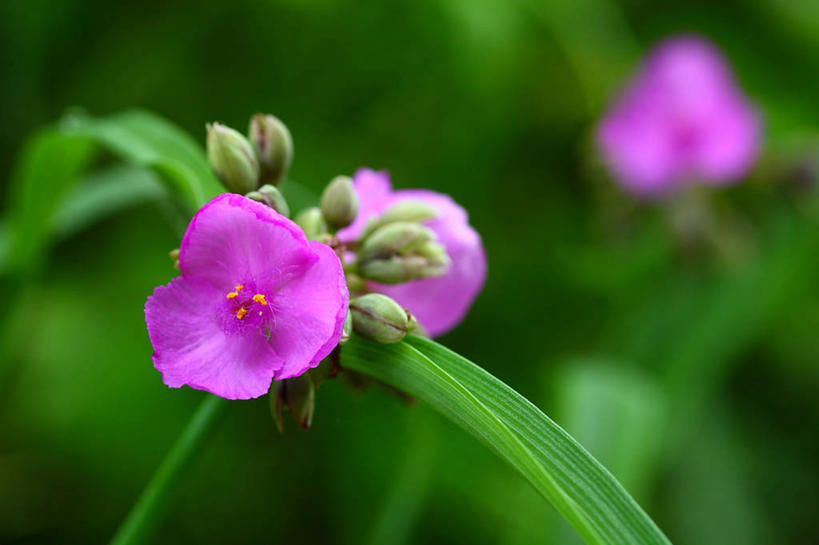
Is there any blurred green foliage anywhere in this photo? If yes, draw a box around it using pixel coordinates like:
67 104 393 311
1 0 818 543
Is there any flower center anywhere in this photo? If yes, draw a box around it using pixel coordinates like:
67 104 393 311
218 282 272 335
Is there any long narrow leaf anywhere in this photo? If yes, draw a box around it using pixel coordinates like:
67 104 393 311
342 336 670 545
52 166 168 239
60 109 222 209
3 130 95 275
406 336 669 544
3 110 219 277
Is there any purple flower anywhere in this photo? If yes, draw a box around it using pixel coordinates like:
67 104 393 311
597 35 761 196
145 194 348 400
338 168 486 337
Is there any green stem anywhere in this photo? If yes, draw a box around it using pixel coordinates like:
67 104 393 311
109 394 227 545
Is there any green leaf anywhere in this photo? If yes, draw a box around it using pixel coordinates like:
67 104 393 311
550 359 666 541
60 109 222 209
2 110 218 277
3 130 96 275
341 336 671 545
52 165 168 240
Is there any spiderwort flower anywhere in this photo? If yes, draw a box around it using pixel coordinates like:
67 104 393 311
338 168 486 337
597 35 761 196
145 194 349 400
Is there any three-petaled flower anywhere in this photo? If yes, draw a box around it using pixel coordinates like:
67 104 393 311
597 35 761 196
145 194 348 400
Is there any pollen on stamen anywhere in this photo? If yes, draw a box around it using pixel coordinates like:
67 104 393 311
236 307 248 320
226 284 246 299
252 294 268 305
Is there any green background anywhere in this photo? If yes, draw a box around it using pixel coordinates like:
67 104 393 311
2 0 818 543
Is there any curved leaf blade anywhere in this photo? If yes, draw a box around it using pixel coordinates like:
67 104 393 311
3 130 96 275
60 109 222 209
342 336 670 545
3 110 218 277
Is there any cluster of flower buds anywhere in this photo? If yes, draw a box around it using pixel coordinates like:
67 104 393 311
205 113 442 348
355 214 450 284
207 113 293 195
148 113 485 433
290 175 451 345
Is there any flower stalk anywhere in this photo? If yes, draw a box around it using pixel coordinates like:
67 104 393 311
109 394 226 545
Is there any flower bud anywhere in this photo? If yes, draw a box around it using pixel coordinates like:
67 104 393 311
350 293 412 344
360 222 435 260
407 312 421 334
357 222 450 284
269 373 315 432
248 113 293 186
361 200 438 239
357 251 449 284
320 175 359 229
245 184 290 217
414 240 450 268
294 207 327 240
207 122 260 194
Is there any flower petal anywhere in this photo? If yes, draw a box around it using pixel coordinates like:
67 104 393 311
694 95 761 184
269 241 349 379
596 34 760 195
146 276 282 399
179 193 317 290
597 99 681 196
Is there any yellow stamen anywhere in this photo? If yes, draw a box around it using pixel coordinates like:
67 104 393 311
226 284 246 299
236 307 248 320
258 311 263 316
252 294 267 305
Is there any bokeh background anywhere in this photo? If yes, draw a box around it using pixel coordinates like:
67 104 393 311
2 0 818 543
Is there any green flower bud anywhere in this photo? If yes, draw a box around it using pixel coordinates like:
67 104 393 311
245 184 290 217
207 122 260 194
357 256 426 284
357 222 450 284
249 113 293 186
415 239 450 268
357 249 449 284
361 200 438 239
360 222 435 260
407 312 420 334
350 293 411 344
269 373 315 432
320 175 359 229
294 207 327 240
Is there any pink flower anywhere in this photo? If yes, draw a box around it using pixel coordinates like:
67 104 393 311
597 35 761 196
145 194 348 400
338 168 486 337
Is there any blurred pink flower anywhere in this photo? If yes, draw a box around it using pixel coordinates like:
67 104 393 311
145 194 348 400
597 35 761 196
338 168 486 336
